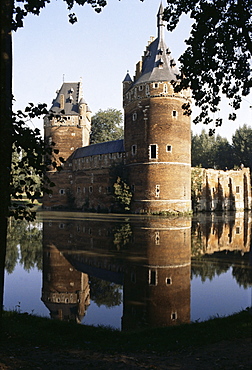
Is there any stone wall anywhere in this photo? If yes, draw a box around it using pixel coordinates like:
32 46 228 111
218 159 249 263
192 167 251 212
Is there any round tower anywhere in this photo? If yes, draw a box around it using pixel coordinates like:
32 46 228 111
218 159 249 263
123 4 191 213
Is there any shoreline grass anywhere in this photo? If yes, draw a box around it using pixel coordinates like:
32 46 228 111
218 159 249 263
1 308 251 354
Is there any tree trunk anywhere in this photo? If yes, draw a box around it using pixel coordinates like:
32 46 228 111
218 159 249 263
0 0 14 317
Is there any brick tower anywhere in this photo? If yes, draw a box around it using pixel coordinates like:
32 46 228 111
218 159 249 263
44 81 91 169
123 4 191 213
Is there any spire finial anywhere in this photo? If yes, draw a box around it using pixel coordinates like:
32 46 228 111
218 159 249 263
157 2 165 40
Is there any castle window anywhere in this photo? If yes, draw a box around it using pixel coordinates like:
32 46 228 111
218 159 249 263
149 269 157 286
59 189 65 195
153 82 159 88
99 186 102 193
132 112 137 121
131 184 135 192
166 277 172 285
236 186 240 193
139 85 143 91
166 145 172 152
131 145 137 155
149 144 158 159
158 59 164 69
155 185 160 198
131 272 136 283
155 231 160 245
109 153 113 159
171 312 177 320
77 187 81 194
163 83 168 93
89 186 93 193
236 227 240 234
146 84 150 95
172 110 178 118
99 154 102 160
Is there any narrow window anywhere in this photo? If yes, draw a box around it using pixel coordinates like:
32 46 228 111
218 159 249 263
59 189 65 195
236 227 240 234
163 83 168 93
166 145 172 152
155 185 160 198
146 84 150 95
89 186 93 193
149 144 157 159
77 187 81 194
132 145 137 155
132 112 137 121
131 272 136 283
236 186 240 193
155 231 160 245
149 269 157 285
131 184 135 192
172 110 177 118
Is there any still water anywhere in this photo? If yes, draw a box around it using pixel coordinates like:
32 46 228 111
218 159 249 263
4 211 251 330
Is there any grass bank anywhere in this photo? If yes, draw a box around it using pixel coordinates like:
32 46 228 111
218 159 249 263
1 308 251 353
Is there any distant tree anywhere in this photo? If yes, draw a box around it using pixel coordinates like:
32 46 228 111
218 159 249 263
163 0 252 132
232 125 252 170
213 136 234 170
113 177 132 212
191 130 216 168
90 109 124 144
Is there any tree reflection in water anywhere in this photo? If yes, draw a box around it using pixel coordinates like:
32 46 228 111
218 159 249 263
4 212 251 329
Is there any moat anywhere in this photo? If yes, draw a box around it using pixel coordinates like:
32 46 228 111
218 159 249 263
4 211 251 330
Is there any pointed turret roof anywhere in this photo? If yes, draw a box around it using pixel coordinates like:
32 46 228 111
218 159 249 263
49 82 81 115
123 72 133 83
134 3 179 85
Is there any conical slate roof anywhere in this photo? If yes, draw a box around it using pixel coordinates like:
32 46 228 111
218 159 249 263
134 3 179 85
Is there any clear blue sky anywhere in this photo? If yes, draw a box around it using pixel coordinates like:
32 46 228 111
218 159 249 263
13 0 252 141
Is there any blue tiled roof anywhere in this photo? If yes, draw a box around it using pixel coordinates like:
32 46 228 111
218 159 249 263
72 139 125 159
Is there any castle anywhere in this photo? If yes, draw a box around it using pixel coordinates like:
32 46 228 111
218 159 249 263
43 5 251 213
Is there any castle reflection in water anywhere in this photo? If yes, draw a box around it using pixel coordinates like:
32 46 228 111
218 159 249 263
41 213 251 330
